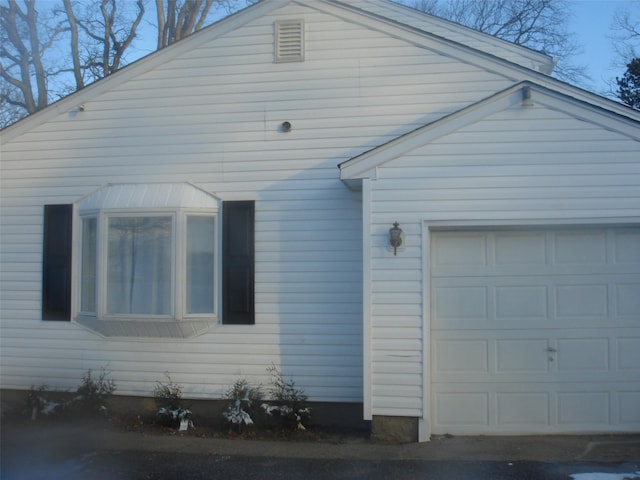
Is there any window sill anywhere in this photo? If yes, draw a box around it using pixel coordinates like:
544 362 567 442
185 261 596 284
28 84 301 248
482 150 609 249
75 315 216 338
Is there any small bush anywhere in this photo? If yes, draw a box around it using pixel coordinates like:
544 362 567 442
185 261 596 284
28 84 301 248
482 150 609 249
74 368 116 415
262 365 311 431
25 385 67 420
153 373 192 429
153 372 183 410
222 379 263 432
25 369 116 420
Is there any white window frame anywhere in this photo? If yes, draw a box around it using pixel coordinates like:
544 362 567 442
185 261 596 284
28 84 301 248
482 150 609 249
76 207 219 324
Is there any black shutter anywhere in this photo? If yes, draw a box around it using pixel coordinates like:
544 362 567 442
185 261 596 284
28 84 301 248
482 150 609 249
42 204 73 321
222 201 255 325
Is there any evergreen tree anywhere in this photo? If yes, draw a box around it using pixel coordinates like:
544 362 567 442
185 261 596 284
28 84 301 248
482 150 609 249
617 58 640 110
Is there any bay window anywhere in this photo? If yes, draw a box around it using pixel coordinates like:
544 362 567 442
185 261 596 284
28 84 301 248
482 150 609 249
42 183 254 337
80 211 217 321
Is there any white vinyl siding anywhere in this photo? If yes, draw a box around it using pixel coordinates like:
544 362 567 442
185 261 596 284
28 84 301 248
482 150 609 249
366 100 640 423
0 2 510 402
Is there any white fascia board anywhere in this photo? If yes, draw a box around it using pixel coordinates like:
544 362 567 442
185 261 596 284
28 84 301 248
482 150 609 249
340 81 640 180
0 0 291 144
531 86 640 140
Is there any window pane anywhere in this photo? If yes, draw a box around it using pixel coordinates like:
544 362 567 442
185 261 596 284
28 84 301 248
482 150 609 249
81 218 97 312
107 217 172 315
186 216 215 314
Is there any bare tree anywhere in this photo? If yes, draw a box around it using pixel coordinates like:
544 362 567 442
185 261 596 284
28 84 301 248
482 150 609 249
62 0 84 89
1 0 145 125
1 0 255 127
67 0 145 81
610 1 640 68
404 0 587 84
155 0 215 48
1 0 64 115
154 0 261 49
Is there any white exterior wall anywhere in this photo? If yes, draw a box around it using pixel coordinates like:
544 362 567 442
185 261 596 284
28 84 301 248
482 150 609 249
367 99 640 419
0 1 513 402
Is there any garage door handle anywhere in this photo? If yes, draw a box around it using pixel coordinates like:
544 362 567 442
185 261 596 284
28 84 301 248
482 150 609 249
546 347 557 353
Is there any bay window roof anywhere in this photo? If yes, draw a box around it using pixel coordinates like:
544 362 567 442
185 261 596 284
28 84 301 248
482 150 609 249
78 182 219 212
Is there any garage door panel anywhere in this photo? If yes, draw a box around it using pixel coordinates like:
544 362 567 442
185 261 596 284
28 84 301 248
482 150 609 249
616 283 640 317
496 285 548 320
432 383 640 434
494 231 546 265
618 337 640 370
432 233 487 267
613 230 640 263
434 286 488 320
433 276 638 329
430 227 640 434
553 231 607 265
495 338 551 373
620 392 640 422
556 338 609 372
557 392 610 425
434 392 489 427
497 392 549 426
555 284 608 318
434 263 640 277
433 329 639 382
433 339 488 373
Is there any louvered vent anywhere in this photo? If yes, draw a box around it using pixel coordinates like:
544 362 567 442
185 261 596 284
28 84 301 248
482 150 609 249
275 20 305 63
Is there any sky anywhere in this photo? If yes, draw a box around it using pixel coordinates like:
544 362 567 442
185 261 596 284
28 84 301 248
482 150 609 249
569 0 636 96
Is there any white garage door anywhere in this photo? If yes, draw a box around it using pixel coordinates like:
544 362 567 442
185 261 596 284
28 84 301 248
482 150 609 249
430 227 640 435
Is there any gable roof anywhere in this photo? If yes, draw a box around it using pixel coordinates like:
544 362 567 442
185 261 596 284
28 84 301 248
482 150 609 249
0 0 633 143
339 80 640 183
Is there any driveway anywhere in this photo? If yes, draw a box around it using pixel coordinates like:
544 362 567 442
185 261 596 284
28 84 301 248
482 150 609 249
1 421 639 479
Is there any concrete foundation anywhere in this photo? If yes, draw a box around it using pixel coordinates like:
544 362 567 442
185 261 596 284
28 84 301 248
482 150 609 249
370 415 419 443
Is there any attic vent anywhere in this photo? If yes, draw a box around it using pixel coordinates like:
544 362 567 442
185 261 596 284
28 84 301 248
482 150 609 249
275 20 305 63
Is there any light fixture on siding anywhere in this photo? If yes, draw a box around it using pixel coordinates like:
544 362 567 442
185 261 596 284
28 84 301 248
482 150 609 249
389 222 403 256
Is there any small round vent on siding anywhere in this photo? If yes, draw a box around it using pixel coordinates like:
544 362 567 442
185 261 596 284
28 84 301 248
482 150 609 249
275 19 305 63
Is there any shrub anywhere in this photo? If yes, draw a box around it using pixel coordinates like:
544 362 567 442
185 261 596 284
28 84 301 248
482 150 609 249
25 369 116 420
222 379 263 432
74 368 116 415
152 373 192 429
25 385 67 419
262 365 311 431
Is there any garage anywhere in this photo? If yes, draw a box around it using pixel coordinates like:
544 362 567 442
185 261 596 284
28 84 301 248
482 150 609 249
430 226 640 435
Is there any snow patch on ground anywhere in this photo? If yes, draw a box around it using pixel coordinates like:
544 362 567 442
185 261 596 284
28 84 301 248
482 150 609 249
570 473 640 480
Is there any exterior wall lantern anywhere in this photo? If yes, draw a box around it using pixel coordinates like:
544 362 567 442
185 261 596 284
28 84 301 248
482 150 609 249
389 222 403 255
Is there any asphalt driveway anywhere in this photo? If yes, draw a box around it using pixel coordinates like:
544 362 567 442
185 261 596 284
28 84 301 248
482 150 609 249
2 421 639 479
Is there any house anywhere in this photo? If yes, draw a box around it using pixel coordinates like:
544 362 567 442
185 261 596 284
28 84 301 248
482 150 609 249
1 0 639 442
